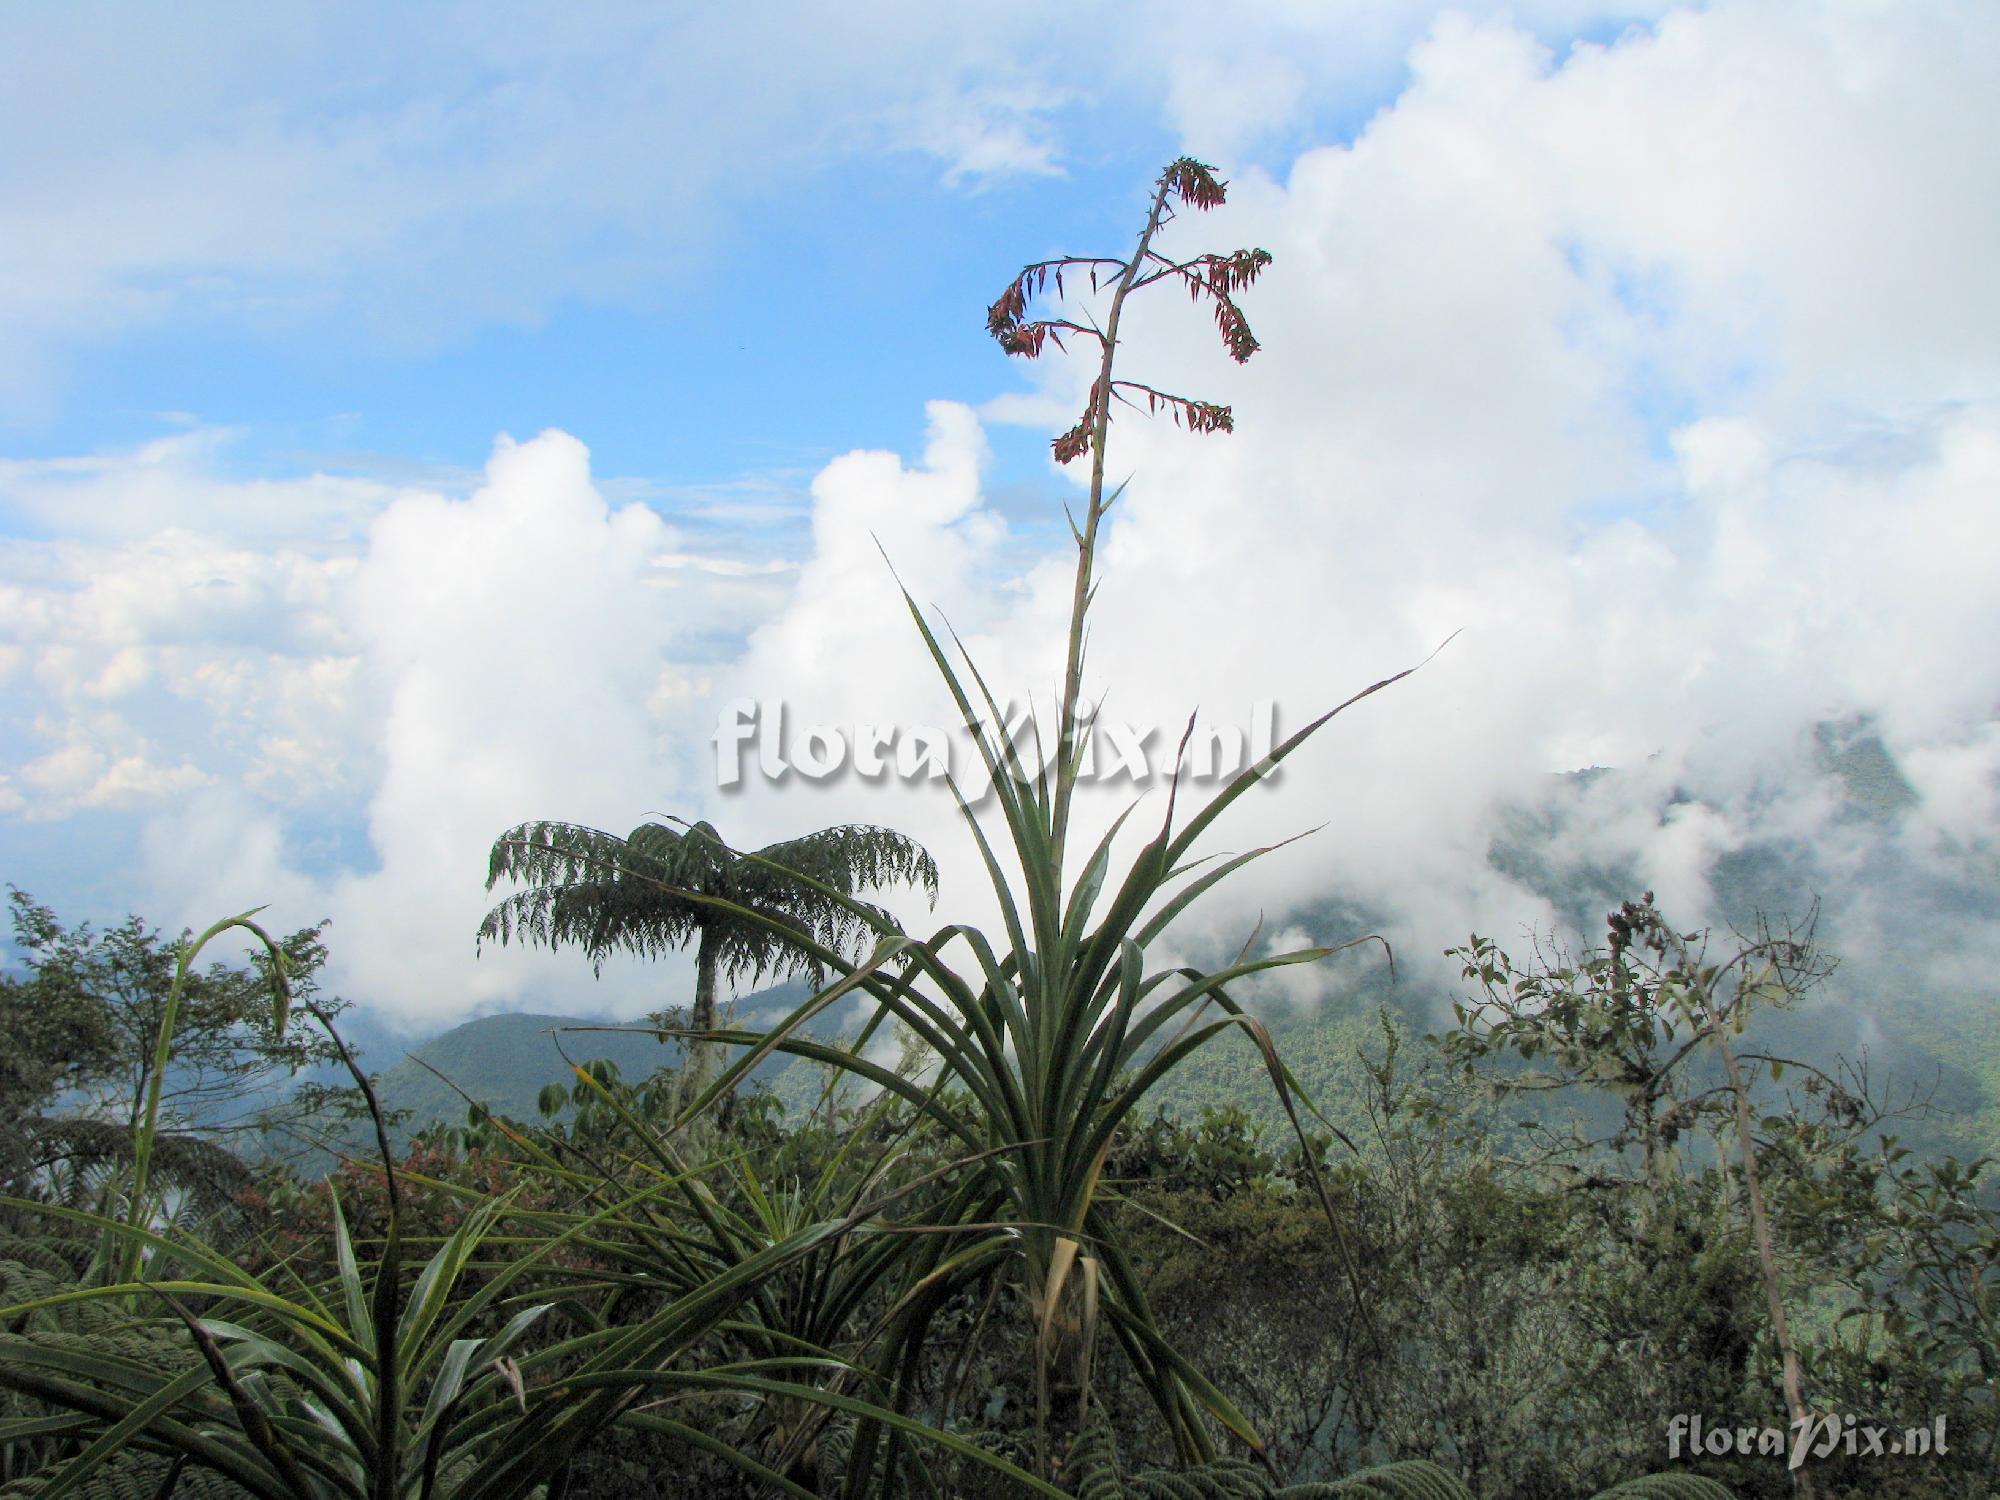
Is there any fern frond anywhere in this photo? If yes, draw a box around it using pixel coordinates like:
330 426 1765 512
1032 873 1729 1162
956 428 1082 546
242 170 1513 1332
1589 1475 1739 1500
1130 1462 1266 1499
0 1237 90 1285
1274 1459 1473 1498
14 1120 254 1232
1071 1409 1128 1500
0 1447 251 1498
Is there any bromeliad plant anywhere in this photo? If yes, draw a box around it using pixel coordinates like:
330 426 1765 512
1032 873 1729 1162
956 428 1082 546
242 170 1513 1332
0 916 579 1500
0 1143 1065 1500
0 914 1071 1500
556 156 1448 1488
422 1062 1051 1495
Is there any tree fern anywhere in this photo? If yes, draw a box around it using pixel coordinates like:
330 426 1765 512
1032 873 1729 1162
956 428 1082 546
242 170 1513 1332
13 1119 254 1233
480 817 938 1116
1069 1415 1473 1500
0 1447 250 1498
1070 1412 1264 1500
1271 1459 1472 1498
1589 1475 1739 1500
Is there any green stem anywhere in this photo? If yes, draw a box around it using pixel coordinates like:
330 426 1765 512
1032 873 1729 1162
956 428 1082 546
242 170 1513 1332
1049 170 1178 866
1714 1018 1813 1497
124 908 288 1286
676 926 723 1143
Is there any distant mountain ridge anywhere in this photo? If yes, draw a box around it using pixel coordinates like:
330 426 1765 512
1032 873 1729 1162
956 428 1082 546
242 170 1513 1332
306 721 1992 1172
376 1012 676 1136
363 980 820 1143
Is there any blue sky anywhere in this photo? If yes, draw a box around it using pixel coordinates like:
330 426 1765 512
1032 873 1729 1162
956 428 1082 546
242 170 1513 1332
4 1 1998 1034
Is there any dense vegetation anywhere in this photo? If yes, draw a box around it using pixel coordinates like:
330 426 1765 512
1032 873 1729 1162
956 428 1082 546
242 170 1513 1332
2 159 1994 1500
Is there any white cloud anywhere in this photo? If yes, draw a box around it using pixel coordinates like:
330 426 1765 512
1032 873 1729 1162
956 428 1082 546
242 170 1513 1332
0 1 1697 409
1519 0 2000 419
691 401 1025 937
896 81 1074 187
706 0 2000 1004
296 430 697 1026
0 430 402 548
1902 724 2000 860
17 734 212 819
6 0 1997 1038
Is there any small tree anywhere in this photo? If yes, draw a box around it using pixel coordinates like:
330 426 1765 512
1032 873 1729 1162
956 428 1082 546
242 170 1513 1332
1 887 361 1202
1445 895 1848 1497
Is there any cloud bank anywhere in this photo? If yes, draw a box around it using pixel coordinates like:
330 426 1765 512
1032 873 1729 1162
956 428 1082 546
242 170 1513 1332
3 1 1995 1035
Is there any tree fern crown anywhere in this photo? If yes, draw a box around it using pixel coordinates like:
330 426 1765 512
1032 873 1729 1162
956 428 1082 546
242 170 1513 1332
477 817 939 991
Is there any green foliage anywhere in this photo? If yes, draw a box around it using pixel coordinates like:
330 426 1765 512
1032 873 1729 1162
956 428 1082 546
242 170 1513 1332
2 1184 811 1498
1588 1477 1739 1499
479 820 938 996
1437 898 1834 1190
6 908 1996 1499
480 818 938 1131
0 991 1070 1500
1071 1411 1266 1499
1070 1413 1472 1500
0 889 363 1170
0 1236 217 1497
0 1450 249 1498
1842 1150 2000 1379
1279 1461 1472 1498
0 969 118 1125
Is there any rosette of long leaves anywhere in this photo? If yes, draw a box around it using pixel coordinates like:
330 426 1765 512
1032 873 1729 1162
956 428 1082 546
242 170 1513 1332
641 604 1430 1486
0 893 1068 1500
509 157 1449 1489
0 1152 1070 1500
424 1055 1029 1494
2 1183 539 1498
0 1171 709 1498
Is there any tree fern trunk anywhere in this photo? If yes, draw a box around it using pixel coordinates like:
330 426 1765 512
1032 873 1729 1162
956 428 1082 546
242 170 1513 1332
680 926 722 1134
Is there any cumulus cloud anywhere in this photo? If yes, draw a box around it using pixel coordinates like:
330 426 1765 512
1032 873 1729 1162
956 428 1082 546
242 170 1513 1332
12 725 212 820
691 403 1031 934
5 0 1996 1040
310 433 677 1016
0 425 774 1025
0 436 385 821
705 0 2000 1007
202 428 747 1030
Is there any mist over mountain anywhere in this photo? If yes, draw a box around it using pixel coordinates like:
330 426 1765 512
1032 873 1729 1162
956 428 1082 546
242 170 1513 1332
297 718 1994 1178
1142 715 1999 1166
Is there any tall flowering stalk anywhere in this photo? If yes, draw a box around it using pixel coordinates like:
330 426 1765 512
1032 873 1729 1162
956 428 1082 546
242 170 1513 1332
652 157 1433 1487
